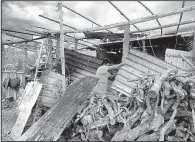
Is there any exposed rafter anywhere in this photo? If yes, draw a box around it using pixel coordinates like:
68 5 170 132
54 5 195 33
131 19 195 34
39 15 97 46
108 1 140 32
6 33 41 44
2 28 40 36
39 15 77 30
2 36 46 45
61 4 124 39
137 1 162 35
176 1 185 33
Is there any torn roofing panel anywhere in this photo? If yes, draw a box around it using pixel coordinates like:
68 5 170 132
112 49 186 97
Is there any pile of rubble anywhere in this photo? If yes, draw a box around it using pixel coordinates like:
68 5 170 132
59 69 195 141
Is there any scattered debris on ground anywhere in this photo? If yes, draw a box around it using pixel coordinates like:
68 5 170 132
57 70 195 141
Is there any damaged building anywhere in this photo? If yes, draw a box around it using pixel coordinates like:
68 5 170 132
1 1 195 141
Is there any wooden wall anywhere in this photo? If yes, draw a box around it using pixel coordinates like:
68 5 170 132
111 49 185 97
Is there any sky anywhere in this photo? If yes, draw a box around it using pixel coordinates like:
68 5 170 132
2 1 195 44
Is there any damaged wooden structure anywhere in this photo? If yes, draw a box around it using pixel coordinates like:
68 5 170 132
2 2 195 141
17 77 98 141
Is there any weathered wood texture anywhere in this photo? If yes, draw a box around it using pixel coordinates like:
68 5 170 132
112 49 185 97
17 76 98 141
165 48 194 70
64 48 102 80
2 71 25 99
10 82 42 140
37 70 68 108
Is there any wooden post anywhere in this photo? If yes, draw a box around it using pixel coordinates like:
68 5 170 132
2 45 5 71
122 25 130 62
192 33 195 65
23 42 28 84
56 33 60 61
74 38 78 51
46 34 54 69
142 39 146 52
59 2 66 92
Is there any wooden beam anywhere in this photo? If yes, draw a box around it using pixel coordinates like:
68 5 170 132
2 36 46 45
54 5 195 33
108 1 140 32
193 33 195 65
74 38 78 51
38 15 98 46
56 34 60 61
47 34 53 69
2 28 39 36
34 46 43 80
99 31 195 45
23 43 28 84
137 1 162 35
2 45 5 71
6 33 41 44
58 2 66 92
142 39 146 52
176 1 185 33
122 25 130 62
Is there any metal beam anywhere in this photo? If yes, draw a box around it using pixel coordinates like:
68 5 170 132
137 1 162 35
39 15 77 30
54 5 195 33
131 19 195 34
108 1 140 32
176 1 185 33
61 4 123 37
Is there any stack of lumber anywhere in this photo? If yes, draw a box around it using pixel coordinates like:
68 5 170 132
17 76 98 141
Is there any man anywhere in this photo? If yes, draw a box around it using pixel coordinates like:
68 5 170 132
92 59 125 96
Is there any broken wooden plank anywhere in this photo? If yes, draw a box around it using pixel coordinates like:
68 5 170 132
10 81 42 140
17 76 98 141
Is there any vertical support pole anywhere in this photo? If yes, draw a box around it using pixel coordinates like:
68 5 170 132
192 33 195 65
142 39 146 52
46 34 54 69
74 38 78 51
56 33 60 61
23 42 28 84
122 25 130 62
2 45 5 71
59 2 66 92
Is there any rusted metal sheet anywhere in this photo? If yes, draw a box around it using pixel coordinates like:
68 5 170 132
112 49 185 97
165 49 193 70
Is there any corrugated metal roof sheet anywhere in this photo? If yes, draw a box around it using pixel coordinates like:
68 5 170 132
111 49 186 97
165 48 193 70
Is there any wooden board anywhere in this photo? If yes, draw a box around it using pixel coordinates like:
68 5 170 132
10 81 42 140
112 49 185 97
165 48 193 70
17 76 98 141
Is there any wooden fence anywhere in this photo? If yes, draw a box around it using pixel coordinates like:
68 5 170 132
2 71 25 100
